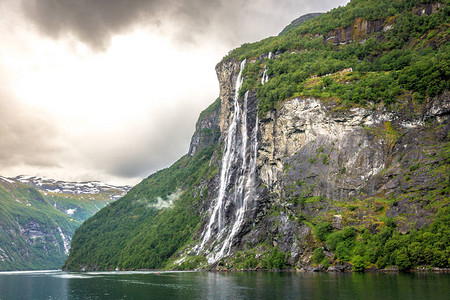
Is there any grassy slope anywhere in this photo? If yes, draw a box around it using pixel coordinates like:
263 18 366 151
42 192 115 222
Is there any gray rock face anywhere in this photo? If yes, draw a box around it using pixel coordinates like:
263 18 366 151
258 97 388 199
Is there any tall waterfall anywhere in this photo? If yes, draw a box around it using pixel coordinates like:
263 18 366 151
199 59 259 263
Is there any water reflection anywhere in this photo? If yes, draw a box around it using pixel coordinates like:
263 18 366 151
0 270 448 300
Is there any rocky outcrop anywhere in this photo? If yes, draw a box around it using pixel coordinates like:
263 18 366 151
258 93 449 201
215 60 242 133
325 17 385 45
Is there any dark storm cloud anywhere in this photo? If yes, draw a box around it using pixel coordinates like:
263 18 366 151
22 0 348 50
0 88 63 169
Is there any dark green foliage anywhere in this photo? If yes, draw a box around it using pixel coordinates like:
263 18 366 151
314 207 450 271
294 0 443 36
279 13 324 36
224 0 448 116
314 222 332 241
312 248 326 264
176 256 206 270
199 97 220 119
233 251 259 269
262 247 287 269
352 255 366 272
239 62 262 97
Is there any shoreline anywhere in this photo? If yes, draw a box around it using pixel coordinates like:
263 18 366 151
61 267 450 273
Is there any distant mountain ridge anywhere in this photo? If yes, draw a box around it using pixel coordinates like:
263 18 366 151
0 175 132 271
12 175 131 200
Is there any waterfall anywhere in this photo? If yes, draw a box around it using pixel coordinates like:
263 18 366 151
261 52 272 85
199 59 260 263
58 227 70 255
199 59 247 251
217 91 259 259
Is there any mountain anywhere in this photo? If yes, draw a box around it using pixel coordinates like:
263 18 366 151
0 175 130 271
278 13 323 36
64 0 449 272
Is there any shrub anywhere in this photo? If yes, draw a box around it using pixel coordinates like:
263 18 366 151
314 222 332 241
313 248 326 264
352 255 366 272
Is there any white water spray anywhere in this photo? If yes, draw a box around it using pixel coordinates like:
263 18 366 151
58 227 70 255
199 59 247 251
261 52 272 85
199 59 260 264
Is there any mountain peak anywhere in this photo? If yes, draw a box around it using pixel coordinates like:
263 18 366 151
278 13 323 35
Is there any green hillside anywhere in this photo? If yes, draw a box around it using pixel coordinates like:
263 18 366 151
64 145 217 270
0 177 126 271
0 180 79 270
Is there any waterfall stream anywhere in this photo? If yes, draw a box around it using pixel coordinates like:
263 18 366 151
57 227 70 255
261 52 272 84
199 59 260 263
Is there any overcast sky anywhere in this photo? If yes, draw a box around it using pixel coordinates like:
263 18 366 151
0 0 349 185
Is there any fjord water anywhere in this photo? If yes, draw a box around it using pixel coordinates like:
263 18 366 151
0 271 449 300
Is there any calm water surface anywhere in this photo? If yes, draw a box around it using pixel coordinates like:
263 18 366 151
0 270 448 300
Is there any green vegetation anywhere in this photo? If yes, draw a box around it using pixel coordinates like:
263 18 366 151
262 247 288 269
314 222 333 241
222 0 448 116
43 193 113 222
232 251 259 269
279 13 324 36
198 97 220 119
64 144 218 271
221 245 288 270
312 207 450 271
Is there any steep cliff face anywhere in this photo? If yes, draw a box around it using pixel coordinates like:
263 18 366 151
258 94 449 202
243 92 448 268
194 60 262 264
188 56 448 270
